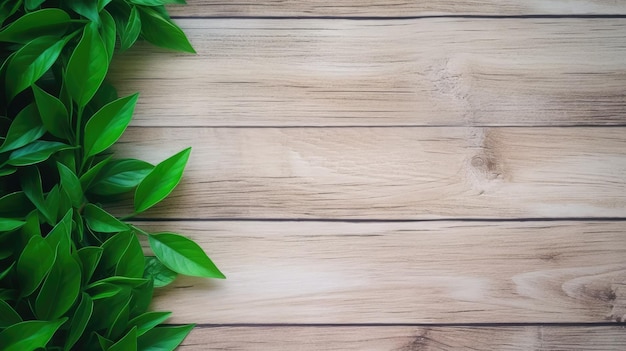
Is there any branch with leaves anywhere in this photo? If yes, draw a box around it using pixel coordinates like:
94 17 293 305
0 1 224 350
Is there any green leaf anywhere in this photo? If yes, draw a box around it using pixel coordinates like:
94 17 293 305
44 185 61 224
137 324 194 351
66 22 109 107
119 6 141 51
24 0 45 11
0 192 32 218
17 235 55 297
0 8 70 44
110 326 137 351
130 0 185 5
100 10 116 62
98 0 113 11
0 0 21 26
44 209 73 254
20 167 53 223
90 276 150 289
97 333 114 350
0 167 15 176
148 233 224 278
0 218 25 232
108 299 130 340
65 293 93 351
129 278 153 319
8 141 73 166
116 233 144 278
35 245 81 320
137 7 195 53
88 283 123 300
0 262 15 281
5 36 67 100
84 204 128 233
79 156 111 189
0 103 45 153
84 93 139 158
57 162 83 207
127 311 171 337
32 84 70 139
134 147 191 213
144 256 177 288
89 287 130 331
98 231 133 275
90 159 153 196
68 0 100 23
74 246 103 286
0 318 67 351
0 299 22 327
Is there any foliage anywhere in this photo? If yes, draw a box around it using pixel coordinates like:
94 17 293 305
0 0 224 350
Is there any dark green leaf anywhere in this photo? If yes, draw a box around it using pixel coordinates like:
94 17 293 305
17 235 55 297
84 204 128 233
57 162 83 207
127 311 171 337
44 209 73 254
8 141 73 166
24 0 45 11
65 293 93 351
149 233 224 278
100 10 116 62
89 287 130 331
68 0 100 23
35 245 81 319
6 36 67 100
134 147 191 213
137 324 194 351
110 326 137 351
144 256 177 288
79 156 111 190
0 218 25 232
90 159 153 196
20 167 53 223
84 93 139 158
98 231 132 275
0 8 70 43
0 167 16 176
129 278 153 318
97 333 114 350
0 318 67 351
138 6 195 53
0 299 22 327
32 84 70 139
98 0 113 11
116 233 144 278
108 299 130 340
87 282 122 300
44 185 61 224
0 103 45 153
0 192 32 217
74 246 103 286
120 6 141 51
66 22 109 107
0 263 15 281
0 0 21 26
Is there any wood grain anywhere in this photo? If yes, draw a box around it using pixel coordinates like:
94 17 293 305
140 221 626 324
112 127 626 219
110 19 626 127
179 326 626 350
167 1 626 17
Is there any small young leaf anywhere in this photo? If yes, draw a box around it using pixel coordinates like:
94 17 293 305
134 147 191 213
109 326 137 351
0 103 45 153
137 6 195 53
0 8 70 43
137 324 194 351
84 93 139 158
0 299 22 327
17 235 55 297
144 256 177 288
65 293 93 351
90 158 153 196
84 204 128 233
100 10 117 62
68 0 100 23
57 162 83 207
66 22 109 107
74 246 103 286
148 233 224 278
127 311 171 337
32 84 70 139
120 6 141 51
35 246 81 320
0 218 25 232
8 141 73 166
0 318 67 351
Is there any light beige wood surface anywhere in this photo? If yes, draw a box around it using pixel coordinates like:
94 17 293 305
113 127 626 219
110 19 626 127
167 1 626 17
180 326 626 350
139 221 626 324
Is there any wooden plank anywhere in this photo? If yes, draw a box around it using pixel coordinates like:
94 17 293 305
112 127 626 219
179 326 626 350
110 18 626 127
141 221 626 323
167 1 626 17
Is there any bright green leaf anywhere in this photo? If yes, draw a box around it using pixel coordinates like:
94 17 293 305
144 256 177 288
8 141 73 166
35 245 81 320
68 0 100 23
134 147 191 213
0 8 70 43
110 326 137 351
127 311 171 337
0 318 67 351
87 283 123 300
120 6 141 51
137 324 194 351
0 103 45 153
0 218 25 232
100 10 116 62
84 93 139 158
32 84 70 139
108 299 131 340
149 233 224 278
137 6 195 53
79 156 112 190
17 235 55 297
90 158 153 196
0 299 22 328
116 233 144 278
57 162 83 207
84 204 128 233
44 209 73 254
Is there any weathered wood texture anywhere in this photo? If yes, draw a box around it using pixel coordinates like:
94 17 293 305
180 326 626 350
167 1 626 17
113 127 626 219
110 19 626 127
142 221 626 324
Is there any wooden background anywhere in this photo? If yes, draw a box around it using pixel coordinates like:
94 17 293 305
110 1 626 349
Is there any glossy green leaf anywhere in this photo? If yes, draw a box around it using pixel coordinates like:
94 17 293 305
116 233 144 278
0 192 32 218
8 141 73 166
129 278 153 318
79 156 111 189
57 162 83 207
84 93 139 158
20 167 53 223
0 318 67 351
35 245 81 320
68 0 100 23
74 246 103 286
144 256 177 288
17 235 55 296
65 293 93 351
66 22 109 107
90 276 150 289
87 283 123 300
120 6 141 51
134 148 191 213
137 324 194 351
149 233 224 278
0 299 22 327
100 10 116 62
138 6 195 53
44 185 61 224
98 0 113 11
89 287 131 331
0 103 45 153
0 218 25 232
32 84 70 139
127 311 171 337
0 167 16 176
6 36 67 100
0 8 70 43
90 159 153 196
24 0 45 11
108 299 131 340
44 209 73 254
84 204 128 233
110 326 137 351
98 231 133 275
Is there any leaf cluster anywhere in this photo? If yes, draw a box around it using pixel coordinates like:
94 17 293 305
0 1 223 350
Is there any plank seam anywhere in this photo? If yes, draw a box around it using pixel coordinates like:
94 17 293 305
131 217 626 223
170 15 626 20
179 322 626 328
129 125 626 129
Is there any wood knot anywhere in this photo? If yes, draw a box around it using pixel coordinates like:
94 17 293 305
471 155 501 180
